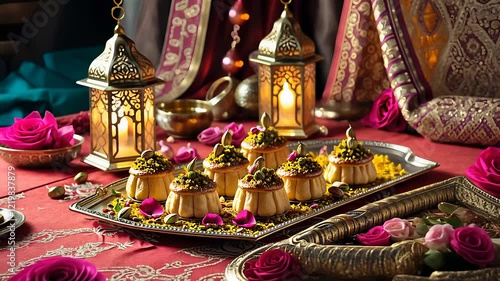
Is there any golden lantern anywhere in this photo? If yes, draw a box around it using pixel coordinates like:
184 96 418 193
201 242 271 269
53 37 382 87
77 3 163 171
250 0 323 139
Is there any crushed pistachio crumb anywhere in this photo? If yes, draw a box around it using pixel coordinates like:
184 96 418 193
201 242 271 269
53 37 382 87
131 151 173 173
173 170 213 191
243 127 287 148
206 145 247 167
332 139 372 163
280 155 322 175
241 167 282 188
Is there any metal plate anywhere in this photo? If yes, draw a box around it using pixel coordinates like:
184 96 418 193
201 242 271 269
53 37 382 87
0 208 26 237
69 140 439 241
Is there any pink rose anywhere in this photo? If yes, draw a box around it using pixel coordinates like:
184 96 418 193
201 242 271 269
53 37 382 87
0 111 74 150
466 146 500 197
450 226 495 268
9 256 105 281
197 127 223 145
244 249 303 281
383 218 415 241
356 225 391 246
424 224 454 251
223 122 246 146
361 88 408 132
173 144 200 164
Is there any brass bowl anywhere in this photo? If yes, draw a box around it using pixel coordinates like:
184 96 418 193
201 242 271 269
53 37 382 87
0 134 84 168
156 99 214 139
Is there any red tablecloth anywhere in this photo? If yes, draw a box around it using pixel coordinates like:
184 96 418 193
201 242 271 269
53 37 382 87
0 119 484 280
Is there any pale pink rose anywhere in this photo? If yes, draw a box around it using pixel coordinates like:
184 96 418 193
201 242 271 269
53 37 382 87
383 218 415 242
424 224 454 251
197 127 223 145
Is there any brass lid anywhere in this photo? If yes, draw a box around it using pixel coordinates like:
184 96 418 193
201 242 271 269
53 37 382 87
77 24 163 90
256 6 315 62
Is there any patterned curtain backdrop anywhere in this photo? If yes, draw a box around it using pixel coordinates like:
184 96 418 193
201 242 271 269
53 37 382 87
152 0 343 102
323 0 499 146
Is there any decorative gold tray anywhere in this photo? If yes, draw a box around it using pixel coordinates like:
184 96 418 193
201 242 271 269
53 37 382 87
225 176 500 280
69 140 438 241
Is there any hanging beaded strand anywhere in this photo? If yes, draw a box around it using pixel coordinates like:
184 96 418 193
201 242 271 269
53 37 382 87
222 0 250 75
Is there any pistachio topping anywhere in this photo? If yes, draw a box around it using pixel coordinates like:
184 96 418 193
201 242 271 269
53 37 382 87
241 166 282 188
173 167 214 191
280 154 322 175
221 130 232 146
131 151 173 173
206 145 247 167
243 126 287 148
332 139 372 163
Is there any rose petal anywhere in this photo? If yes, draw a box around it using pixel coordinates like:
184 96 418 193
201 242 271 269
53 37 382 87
202 213 223 226
223 122 246 146
356 225 391 246
232 210 256 228
287 151 297 161
197 127 223 145
54 125 75 148
138 198 164 218
173 144 200 164
158 140 174 159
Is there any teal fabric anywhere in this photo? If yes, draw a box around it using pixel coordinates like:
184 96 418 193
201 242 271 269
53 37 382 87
0 46 103 126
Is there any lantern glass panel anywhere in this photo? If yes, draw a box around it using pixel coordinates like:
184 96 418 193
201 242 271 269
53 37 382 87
258 65 272 118
303 63 316 127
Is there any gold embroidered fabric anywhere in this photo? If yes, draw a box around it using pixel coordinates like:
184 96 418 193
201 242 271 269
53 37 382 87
372 0 500 146
322 0 389 103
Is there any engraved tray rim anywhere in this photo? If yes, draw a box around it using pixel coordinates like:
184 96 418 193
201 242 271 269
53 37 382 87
224 176 500 280
69 140 439 241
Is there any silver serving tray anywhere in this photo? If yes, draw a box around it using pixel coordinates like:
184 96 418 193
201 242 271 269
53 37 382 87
69 140 438 241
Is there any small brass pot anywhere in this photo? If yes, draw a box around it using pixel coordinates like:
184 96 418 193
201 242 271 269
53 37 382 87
156 99 214 139
206 76 239 121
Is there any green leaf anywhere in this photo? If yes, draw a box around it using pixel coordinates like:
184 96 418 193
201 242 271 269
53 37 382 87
113 202 122 213
437 202 459 214
111 189 118 196
424 250 444 270
445 216 464 228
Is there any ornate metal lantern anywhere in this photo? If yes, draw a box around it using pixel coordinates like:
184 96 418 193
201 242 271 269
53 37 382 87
77 4 163 171
250 0 323 139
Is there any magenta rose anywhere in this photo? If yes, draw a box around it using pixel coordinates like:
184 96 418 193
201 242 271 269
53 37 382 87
9 256 105 281
424 224 454 251
243 249 303 281
0 111 74 150
356 225 391 246
173 144 200 164
383 218 415 242
450 226 495 268
197 127 223 145
361 88 408 132
223 122 246 146
466 146 500 197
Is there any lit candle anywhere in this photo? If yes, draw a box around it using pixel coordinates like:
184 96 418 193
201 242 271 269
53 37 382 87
277 81 297 126
118 117 135 155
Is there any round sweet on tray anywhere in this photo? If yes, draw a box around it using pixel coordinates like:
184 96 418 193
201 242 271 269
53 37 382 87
277 142 326 201
203 131 249 197
166 158 222 219
233 156 290 217
323 126 377 185
126 150 175 202
240 113 289 170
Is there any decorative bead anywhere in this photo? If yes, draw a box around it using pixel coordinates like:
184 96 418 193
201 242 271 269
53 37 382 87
222 49 244 74
229 0 250 25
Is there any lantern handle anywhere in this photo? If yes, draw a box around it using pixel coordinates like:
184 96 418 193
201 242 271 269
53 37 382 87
280 0 292 5
111 0 126 23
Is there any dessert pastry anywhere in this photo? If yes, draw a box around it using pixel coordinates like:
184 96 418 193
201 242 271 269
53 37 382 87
323 126 377 185
126 150 174 201
203 130 249 197
165 158 222 218
240 113 289 169
277 142 326 201
233 156 290 217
